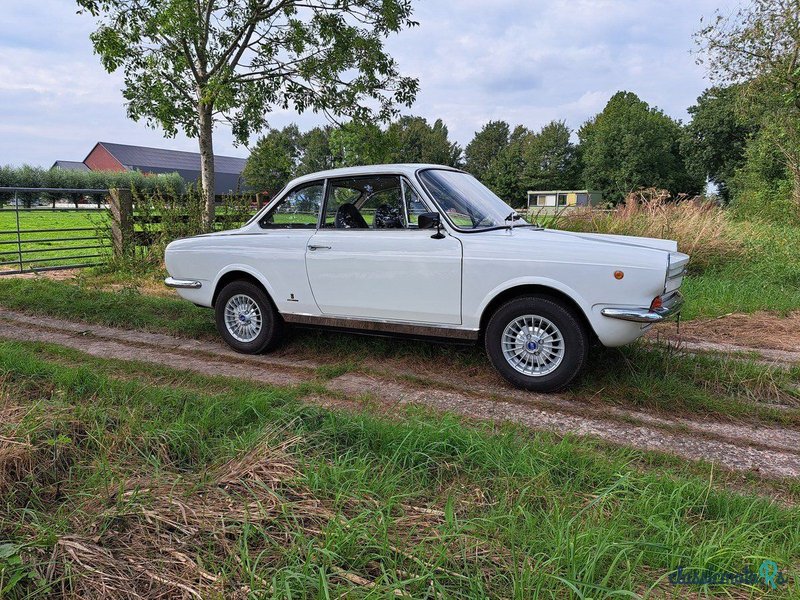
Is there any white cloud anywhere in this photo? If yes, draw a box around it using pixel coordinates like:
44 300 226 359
0 0 721 165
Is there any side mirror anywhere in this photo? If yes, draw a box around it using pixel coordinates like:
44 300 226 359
418 212 445 239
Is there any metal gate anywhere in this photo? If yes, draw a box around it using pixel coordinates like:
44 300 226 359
0 187 113 275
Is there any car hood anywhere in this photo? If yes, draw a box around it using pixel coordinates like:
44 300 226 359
461 226 683 267
543 229 678 252
477 226 678 253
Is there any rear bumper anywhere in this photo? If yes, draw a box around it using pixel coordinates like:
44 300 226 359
601 291 683 323
164 277 202 289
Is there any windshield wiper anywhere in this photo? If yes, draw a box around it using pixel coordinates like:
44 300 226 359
505 212 523 230
504 211 542 231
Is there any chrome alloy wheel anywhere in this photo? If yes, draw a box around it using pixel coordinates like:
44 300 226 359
501 314 565 377
224 294 263 343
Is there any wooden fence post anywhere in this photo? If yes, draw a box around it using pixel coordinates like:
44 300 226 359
109 188 133 258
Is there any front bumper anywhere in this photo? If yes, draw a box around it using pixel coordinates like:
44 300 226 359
601 291 683 323
164 277 202 289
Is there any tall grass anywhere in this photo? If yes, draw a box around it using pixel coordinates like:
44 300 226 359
545 191 747 273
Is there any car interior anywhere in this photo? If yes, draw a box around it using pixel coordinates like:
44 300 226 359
326 176 407 230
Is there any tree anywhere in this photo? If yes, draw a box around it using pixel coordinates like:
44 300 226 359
684 85 758 201
384 116 462 166
578 92 702 203
76 0 419 228
298 126 336 175
464 121 510 181
328 120 389 166
483 125 532 205
243 125 301 197
523 120 581 191
696 0 800 206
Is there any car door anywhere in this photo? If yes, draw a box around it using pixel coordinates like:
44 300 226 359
249 181 324 315
305 175 462 324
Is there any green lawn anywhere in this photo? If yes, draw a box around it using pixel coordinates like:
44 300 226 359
680 221 800 319
1 208 799 596
1 341 797 597
0 209 111 270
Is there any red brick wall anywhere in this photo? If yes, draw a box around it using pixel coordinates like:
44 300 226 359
84 143 126 172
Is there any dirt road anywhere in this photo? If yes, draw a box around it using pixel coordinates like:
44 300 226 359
1 309 798 480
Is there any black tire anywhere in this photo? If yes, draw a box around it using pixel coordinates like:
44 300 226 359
484 295 588 392
215 280 284 354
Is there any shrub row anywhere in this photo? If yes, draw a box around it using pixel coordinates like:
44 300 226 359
0 165 185 207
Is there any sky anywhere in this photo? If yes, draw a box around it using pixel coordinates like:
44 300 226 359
0 0 728 167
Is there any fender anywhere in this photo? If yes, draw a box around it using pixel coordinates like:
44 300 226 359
471 276 595 331
211 263 278 306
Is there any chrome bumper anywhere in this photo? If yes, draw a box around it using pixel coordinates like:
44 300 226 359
601 291 683 323
164 277 202 289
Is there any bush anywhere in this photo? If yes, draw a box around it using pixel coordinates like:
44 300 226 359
106 186 257 273
0 165 185 208
728 121 800 225
547 189 748 273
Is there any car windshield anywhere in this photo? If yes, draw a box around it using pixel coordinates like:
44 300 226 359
418 169 526 231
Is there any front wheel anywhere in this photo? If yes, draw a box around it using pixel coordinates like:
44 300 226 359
215 280 284 354
485 296 588 392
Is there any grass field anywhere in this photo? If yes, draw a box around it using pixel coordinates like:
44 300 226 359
680 221 800 319
542 203 800 321
1 340 798 597
0 209 111 271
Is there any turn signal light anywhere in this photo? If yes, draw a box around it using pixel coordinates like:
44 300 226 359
650 296 663 311
614 270 624 280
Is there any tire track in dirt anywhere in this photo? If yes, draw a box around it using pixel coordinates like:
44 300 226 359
1 310 799 478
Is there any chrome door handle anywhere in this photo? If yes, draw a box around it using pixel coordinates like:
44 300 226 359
307 244 331 251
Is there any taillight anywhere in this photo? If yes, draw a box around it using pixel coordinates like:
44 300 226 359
650 296 663 311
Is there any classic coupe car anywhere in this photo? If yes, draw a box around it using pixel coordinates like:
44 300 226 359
165 165 688 391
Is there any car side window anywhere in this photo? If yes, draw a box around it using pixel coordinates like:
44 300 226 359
403 179 429 229
259 182 323 229
323 175 403 229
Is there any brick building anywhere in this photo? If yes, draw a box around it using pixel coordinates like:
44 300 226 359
52 142 248 195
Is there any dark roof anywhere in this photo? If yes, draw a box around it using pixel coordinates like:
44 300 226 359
51 160 90 171
90 142 249 195
96 142 247 174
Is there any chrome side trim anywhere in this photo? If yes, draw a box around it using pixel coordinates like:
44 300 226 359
282 313 480 340
601 291 684 323
164 277 202 289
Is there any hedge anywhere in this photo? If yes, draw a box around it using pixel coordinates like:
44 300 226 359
0 165 185 199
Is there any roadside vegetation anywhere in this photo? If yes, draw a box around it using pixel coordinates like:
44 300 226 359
1 340 798 597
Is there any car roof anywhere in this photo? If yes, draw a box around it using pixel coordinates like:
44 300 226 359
285 164 460 188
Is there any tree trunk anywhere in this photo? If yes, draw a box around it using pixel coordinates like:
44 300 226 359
198 101 216 231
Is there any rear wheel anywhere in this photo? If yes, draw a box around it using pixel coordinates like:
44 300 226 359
485 295 588 392
215 280 283 353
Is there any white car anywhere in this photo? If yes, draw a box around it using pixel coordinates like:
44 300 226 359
165 165 688 391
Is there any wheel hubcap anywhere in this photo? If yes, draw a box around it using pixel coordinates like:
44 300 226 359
501 314 565 377
224 294 263 343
